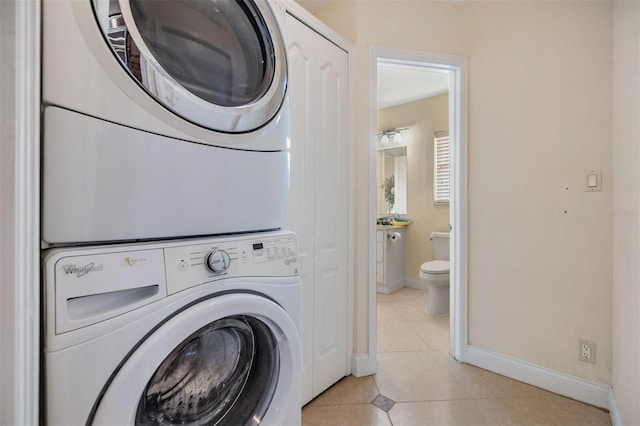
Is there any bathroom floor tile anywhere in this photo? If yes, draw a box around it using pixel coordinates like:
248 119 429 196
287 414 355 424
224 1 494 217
376 302 405 326
388 301 429 322
377 323 429 353
410 319 450 351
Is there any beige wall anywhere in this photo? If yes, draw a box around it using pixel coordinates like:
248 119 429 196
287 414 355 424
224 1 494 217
317 1 613 385
612 1 640 424
377 95 450 281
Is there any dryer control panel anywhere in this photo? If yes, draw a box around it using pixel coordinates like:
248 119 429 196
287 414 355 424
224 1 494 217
164 233 298 296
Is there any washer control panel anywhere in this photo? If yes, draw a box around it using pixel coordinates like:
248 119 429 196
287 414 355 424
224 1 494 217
164 232 298 295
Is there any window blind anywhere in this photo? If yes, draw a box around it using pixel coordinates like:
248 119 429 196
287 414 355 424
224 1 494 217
434 131 450 205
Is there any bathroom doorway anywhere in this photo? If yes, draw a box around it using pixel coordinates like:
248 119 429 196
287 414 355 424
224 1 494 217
368 47 468 365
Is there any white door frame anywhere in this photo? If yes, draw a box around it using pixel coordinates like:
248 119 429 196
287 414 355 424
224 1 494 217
0 0 41 423
368 46 468 363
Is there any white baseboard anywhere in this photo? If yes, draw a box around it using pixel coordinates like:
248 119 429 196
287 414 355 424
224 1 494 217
376 279 406 295
404 278 427 291
608 389 623 426
467 345 610 409
351 353 376 377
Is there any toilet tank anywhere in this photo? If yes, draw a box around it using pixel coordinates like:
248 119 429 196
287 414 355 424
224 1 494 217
431 232 450 261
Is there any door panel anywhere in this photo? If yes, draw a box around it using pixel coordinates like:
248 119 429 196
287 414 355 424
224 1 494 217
286 36 315 405
313 43 348 398
286 13 349 404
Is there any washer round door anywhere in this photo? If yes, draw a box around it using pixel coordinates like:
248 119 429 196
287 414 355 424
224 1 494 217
89 294 301 425
92 0 287 134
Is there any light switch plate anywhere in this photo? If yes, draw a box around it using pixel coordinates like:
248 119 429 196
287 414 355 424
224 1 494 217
584 169 602 192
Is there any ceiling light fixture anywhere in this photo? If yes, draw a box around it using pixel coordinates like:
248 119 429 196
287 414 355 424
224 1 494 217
377 127 408 145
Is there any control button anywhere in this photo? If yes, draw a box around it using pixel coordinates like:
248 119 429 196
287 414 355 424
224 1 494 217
241 252 248 262
206 250 231 273
178 261 188 271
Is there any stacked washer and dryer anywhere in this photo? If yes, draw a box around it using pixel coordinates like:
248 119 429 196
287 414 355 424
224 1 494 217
41 0 301 424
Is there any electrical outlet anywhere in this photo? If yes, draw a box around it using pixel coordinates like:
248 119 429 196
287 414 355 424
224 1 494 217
579 339 596 364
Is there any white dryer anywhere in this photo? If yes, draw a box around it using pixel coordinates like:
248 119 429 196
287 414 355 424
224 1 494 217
43 231 301 425
42 0 291 245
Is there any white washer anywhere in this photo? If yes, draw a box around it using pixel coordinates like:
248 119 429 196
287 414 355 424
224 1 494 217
42 0 291 245
43 231 301 425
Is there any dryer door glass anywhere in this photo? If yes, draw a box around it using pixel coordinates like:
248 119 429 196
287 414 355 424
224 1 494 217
94 0 287 133
128 0 274 108
135 316 279 425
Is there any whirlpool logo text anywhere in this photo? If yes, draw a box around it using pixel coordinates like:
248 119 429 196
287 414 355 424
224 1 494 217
62 262 104 277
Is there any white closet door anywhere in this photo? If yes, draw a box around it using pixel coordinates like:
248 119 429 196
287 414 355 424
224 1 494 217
286 15 316 405
286 14 349 404
311 34 348 398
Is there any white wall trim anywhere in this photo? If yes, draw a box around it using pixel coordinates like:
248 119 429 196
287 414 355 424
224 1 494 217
377 280 407 295
404 278 427 291
351 353 376 377
449 55 469 363
13 0 41 423
467 346 611 409
345 23 356 378
608 389 623 426
368 46 469 369
366 47 380 379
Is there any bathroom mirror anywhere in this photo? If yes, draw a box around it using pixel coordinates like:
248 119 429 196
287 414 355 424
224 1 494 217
376 146 407 214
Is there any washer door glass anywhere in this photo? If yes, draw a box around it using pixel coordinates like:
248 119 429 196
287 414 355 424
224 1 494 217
135 315 279 425
93 0 287 133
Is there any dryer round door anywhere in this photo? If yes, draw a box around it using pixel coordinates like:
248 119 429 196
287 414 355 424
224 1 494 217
92 0 287 134
89 293 301 425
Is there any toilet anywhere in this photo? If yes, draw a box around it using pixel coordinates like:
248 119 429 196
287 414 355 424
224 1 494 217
419 232 450 315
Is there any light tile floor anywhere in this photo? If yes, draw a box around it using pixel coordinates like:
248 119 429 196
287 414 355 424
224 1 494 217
302 287 611 426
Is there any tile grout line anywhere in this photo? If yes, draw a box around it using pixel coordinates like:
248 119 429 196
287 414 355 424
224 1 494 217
371 360 395 425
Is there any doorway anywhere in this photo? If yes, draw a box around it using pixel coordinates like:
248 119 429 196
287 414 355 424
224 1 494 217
368 47 468 366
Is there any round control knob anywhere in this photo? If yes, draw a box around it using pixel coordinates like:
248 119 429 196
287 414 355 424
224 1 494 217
205 250 231 273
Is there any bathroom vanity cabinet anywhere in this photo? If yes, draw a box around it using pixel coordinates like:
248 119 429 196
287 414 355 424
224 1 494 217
376 227 406 294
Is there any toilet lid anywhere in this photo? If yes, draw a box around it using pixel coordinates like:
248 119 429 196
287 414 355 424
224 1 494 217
420 260 449 274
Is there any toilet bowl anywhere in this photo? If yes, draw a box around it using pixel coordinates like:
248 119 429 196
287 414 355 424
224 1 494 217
419 232 450 315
